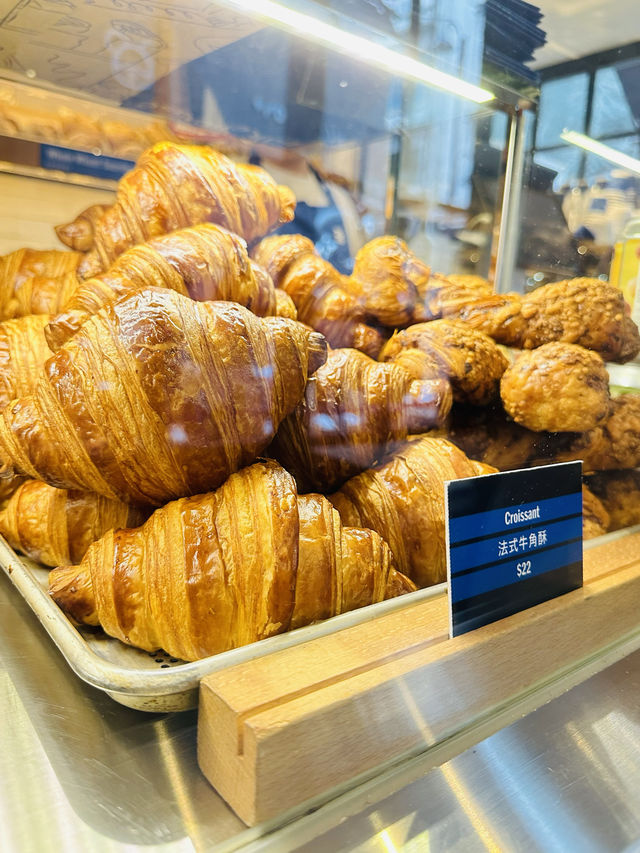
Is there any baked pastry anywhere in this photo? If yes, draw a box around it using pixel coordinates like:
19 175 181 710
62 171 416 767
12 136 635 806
48 461 416 661
0 289 326 505
47 223 295 350
0 315 52 410
330 436 496 588
254 236 384 356
270 347 452 492
348 236 430 328
545 394 640 472
581 484 610 539
0 248 81 320
379 319 509 406
585 469 640 531
55 204 109 252
78 142 296 277
0 479 148 567
500 342 611 432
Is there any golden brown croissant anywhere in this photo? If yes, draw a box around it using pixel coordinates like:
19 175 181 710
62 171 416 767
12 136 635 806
330 436 496 588
252 235 385 357
46 223 295 350
0 249 81 320
581 484 610 539
269 347 452 492
0 479 148 567
0 315 53 410
500 342 611 432
55 204 110 252
348 236 430 328
78 143 296 277
585 469 640 532
379 319 509 406
48 461 415 661
0 288 326 505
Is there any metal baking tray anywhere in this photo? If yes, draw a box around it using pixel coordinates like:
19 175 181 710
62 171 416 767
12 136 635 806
3 526 632 714
0 535 445 713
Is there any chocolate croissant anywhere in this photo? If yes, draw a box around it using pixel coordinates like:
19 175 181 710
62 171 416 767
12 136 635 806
0 315 53 410
0 479 148 567
330 436 496 588
0 248 81 320
270 347 452 492
48 461 415 661
47 223 295 350
79 142 296 277
0 288 326 505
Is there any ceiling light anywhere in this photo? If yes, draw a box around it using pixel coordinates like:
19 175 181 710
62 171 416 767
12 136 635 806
219 0 494 104
561 130 640 176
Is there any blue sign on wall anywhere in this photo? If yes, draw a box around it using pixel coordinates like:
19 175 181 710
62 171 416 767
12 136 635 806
446 462 583 637
41 145 134 181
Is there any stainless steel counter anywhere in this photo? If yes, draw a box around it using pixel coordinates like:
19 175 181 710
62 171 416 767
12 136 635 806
3 566 640 852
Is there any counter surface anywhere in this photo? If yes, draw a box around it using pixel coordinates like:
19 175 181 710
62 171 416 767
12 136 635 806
3 564 640 852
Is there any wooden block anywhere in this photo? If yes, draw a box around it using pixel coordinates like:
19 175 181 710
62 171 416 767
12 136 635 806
198 532 640 826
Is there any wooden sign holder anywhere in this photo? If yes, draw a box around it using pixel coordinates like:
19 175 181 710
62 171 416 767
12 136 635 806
198 531 640 826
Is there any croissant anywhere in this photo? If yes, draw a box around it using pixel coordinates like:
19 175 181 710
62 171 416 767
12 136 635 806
585 469 640 532
0 248 81 320
330 436 496 588
252 235 385 357
78 143 296 277
48 461 415 661
55 204 110 252
0 479 148 567
47 223 295 350
581 484 609 540
0 470 27 505
270 347 452 492
348 236 430 328
0 289 326 505
500 342 611 433
379 319 509 406
0 315 53 410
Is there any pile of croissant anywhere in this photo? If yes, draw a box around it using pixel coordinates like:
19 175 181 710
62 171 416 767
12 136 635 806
1 140 639 662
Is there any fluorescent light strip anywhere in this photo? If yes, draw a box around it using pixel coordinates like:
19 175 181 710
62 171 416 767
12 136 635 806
561 130 640 176
219 0 494 104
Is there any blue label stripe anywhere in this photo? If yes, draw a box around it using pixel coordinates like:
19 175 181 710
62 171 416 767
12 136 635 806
450 539 583 605
450 515 582 576
448 492 582 542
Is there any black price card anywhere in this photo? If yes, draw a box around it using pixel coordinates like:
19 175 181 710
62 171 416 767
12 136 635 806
445 461 583 638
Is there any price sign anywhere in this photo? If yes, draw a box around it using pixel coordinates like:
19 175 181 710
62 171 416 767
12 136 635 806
446 462 583 638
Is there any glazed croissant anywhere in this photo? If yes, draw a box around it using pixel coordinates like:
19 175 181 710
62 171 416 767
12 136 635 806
79 142 296 277
47 223 296 350
48 461 415 661
330 436 496 588
252 235 384 357
379 319 509 406
0 248 81 320
0 315 53 410
270 347 452 492
55 204 110 252
0 288 326 505
0 479 148 567
348 236 431 328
